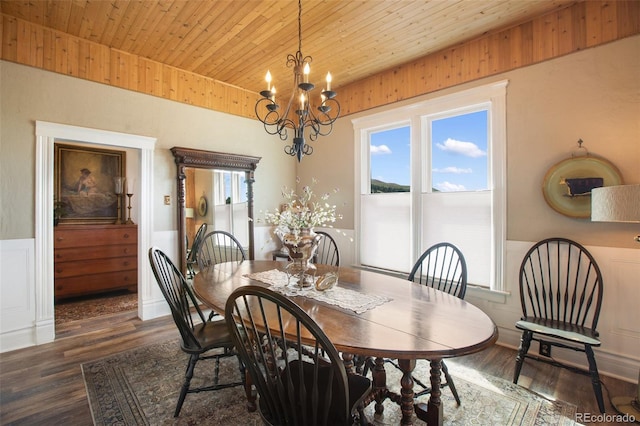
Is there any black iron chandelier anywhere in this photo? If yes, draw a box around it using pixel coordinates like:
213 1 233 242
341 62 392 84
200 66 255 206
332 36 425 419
255 0 340 162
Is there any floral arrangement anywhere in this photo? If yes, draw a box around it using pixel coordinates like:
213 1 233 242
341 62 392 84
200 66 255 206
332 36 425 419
264 178 342 234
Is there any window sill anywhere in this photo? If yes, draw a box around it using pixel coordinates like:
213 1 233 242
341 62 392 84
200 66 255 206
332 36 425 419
466 284 510 304
353 264 510 304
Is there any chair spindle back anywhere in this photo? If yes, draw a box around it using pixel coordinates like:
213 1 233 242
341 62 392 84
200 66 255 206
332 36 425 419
197 230 247 271
148 247 207 349
408 242 467 299
519 237 603 329
225 285 352 426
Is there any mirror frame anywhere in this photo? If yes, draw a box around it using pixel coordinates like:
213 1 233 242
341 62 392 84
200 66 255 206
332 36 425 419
171 147 261 274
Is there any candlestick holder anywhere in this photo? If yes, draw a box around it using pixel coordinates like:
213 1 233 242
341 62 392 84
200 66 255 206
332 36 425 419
114 177 125 225
114 195 123 224
125 193 134 225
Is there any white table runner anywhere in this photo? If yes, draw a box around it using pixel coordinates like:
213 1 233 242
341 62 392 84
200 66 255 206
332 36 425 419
244 269 391 314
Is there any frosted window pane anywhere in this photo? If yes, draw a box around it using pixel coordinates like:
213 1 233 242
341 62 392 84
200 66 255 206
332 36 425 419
420 191 491 286
360 193 412 272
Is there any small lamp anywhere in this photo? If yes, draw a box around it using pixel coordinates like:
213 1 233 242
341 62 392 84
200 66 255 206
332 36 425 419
591 184 640 418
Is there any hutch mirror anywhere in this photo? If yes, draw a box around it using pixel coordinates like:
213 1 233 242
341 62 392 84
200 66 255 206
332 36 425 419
171 147 260 274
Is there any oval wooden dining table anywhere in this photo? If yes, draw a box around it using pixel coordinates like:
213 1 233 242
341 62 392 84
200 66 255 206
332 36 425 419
193 260 498 426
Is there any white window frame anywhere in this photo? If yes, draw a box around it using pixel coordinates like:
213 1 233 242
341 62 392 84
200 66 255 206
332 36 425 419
353 80 508 293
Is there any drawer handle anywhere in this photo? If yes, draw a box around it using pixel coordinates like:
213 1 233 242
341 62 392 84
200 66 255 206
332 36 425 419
56 237 64 242
123 233 130 239
123 261 130 267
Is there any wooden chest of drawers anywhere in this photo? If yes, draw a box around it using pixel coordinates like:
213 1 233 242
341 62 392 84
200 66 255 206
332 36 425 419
54 224 138 300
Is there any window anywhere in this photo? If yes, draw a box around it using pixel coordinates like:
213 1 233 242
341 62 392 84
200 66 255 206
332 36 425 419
430 110 488 192
213 170 249 246
370 126 411 193
354 81 507 291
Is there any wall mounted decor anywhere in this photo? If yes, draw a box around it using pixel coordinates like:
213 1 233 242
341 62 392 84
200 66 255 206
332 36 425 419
197 195 208 217
542 142 622 218
55 144 126 224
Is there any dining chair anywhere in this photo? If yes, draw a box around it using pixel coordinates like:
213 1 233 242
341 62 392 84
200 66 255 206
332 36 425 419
196 230 247 321
360 242 467 403
196 230 247 271
225 285 372 426
408 241 467 298
405 242 467 404
513 237 605 413
186 222 208 278
314 230 340 266
148 247 245 417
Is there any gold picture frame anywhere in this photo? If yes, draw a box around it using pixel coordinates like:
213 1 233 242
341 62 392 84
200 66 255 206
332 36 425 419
542 155 623 218
55 144 126 224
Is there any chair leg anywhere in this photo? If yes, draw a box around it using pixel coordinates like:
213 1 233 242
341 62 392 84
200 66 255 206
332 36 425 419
360 356 375 378
513 330 532 384
175 353 199 417
585 345 605 414
441 361 460 405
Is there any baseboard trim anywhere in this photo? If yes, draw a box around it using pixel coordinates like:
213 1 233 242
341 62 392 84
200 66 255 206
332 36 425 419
139 298 170 321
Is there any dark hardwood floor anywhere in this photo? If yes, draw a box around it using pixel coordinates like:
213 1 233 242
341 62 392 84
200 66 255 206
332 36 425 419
0 309 636 425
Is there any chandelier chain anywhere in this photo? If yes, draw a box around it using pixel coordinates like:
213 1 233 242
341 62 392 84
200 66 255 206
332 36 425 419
298 0 302 53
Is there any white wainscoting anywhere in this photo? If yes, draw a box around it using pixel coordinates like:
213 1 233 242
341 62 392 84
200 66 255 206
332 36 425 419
0 239 40 352
0 230 177 352
2 235 639 383
465 240 640 383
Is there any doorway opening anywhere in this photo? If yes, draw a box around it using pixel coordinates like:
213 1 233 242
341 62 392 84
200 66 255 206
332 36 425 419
36 121 156 345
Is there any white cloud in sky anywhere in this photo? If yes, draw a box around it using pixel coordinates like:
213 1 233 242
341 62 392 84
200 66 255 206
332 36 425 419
436 138 486 158
435 181 466 192
433 166 472 174
370 144 392 154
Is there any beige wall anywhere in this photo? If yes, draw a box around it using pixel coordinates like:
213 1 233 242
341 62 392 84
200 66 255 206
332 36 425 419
304 35 640 249
1 35 638 248
0 61 295 241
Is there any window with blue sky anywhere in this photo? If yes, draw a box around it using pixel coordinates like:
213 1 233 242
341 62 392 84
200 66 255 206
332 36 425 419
370 126 410 192
431 110 488 192
356 80 507 291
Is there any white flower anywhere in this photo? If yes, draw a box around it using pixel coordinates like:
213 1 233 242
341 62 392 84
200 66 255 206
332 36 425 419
263 179 342 232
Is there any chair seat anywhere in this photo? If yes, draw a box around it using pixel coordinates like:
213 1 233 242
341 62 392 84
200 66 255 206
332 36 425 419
516 317 600 346
182 319 235 353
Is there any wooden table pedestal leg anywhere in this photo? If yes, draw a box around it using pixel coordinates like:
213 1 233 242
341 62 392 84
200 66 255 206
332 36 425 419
415 358 443 426
341 352 356 374
398 359 417 425
372 357 387 415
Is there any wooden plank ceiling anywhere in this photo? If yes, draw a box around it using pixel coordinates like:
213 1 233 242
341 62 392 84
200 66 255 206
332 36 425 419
1 0 576 101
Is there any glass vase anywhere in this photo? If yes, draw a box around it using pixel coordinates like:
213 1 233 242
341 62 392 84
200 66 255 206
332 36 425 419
282 228 321 288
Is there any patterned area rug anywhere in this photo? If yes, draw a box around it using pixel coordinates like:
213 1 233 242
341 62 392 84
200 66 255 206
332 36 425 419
82 340 580 426
55 291 137 325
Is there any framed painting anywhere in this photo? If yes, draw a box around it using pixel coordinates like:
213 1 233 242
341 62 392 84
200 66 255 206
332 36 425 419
55 144 126 224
